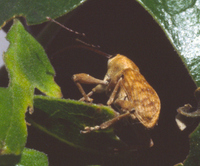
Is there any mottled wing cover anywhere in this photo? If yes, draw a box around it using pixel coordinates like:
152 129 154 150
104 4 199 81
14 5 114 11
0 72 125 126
122 68 161 128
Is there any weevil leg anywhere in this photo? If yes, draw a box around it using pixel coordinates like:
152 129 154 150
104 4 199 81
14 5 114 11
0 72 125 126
74 82 93 102
107 77 123 105
106 74 135 112
79 83 108 101
100 111 130 129
72 73 108 102
81 111 130 133
79 91 94 101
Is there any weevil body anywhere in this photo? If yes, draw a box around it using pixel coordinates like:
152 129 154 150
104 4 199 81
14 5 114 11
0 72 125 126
72 54 161 133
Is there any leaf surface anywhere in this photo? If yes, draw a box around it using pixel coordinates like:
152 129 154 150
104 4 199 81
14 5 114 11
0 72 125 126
0 0 87 27
137 0 199 86
17 148 48 166
0 19 61 162
28 95 127 153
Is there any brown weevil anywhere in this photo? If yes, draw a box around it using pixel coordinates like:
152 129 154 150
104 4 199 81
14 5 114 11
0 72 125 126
72 54 161 133
47 17 161 148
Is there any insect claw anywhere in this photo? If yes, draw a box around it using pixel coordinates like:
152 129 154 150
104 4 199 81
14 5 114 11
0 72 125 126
80 125 101 134
87 97 93 102
80 126 90 134
85 126 90 130
94 125 100 130
80 130 88 134
79 97 93 102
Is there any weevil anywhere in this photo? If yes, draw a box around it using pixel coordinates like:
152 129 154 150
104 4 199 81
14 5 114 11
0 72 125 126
72 54 161 134
47 17 161 147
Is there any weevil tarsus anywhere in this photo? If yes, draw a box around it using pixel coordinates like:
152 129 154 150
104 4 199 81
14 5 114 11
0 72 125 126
81 111 130 133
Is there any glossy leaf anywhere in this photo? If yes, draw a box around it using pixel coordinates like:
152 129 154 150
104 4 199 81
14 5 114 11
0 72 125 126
137 0 199 86
0 19 61 162
0 0 87 27
28 95 127 153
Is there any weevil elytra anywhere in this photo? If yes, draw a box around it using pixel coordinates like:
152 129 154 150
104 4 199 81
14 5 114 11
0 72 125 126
47 17 161 147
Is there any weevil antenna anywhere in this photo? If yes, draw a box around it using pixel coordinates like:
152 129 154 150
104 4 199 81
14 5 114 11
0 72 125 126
75 39 113 59
46 17 85 37
46 17 113 59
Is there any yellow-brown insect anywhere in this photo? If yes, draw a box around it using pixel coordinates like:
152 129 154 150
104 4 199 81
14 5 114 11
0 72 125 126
46 17 161 146
72 54 161 134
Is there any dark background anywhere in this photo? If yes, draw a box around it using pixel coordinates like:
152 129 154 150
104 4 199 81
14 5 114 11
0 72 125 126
3 0 199 165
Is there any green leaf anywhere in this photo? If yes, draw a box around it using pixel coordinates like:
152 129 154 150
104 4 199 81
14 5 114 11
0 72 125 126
5 19 62 98
28 95 127 153
0 0 87 27
0 19 61 160
136 0 199 86
181 123 200 166
17 148 48 166
0 148 48 166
